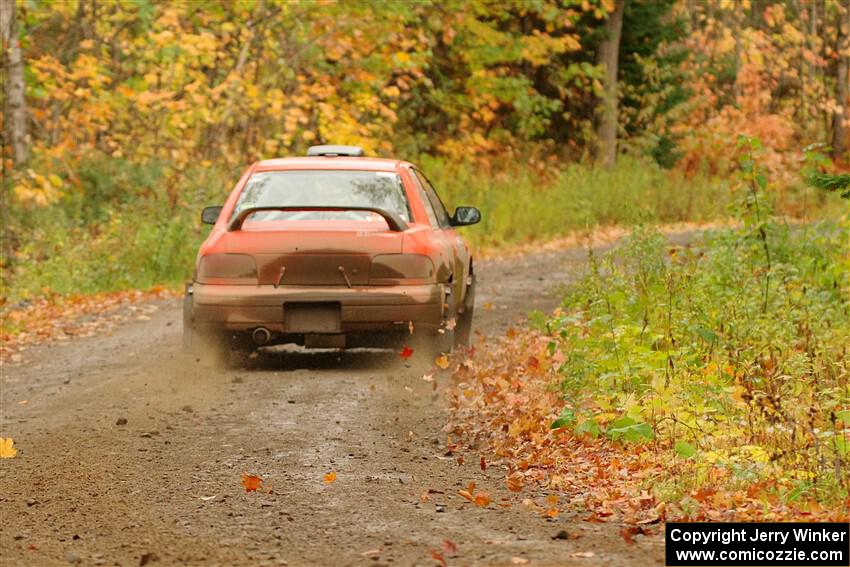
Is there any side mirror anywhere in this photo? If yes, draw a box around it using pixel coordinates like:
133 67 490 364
450 206 481 227
201 206 222 225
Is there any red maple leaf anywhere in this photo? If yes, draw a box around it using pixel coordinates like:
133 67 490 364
429 549 447 567
399 345 414 359
241 472 263 492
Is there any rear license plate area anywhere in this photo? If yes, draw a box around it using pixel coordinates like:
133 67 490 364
284 302 341 333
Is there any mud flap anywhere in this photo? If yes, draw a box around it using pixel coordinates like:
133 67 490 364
454 275 475 348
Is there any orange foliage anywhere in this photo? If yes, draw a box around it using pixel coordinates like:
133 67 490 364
672 1 845 183
446 329 849 523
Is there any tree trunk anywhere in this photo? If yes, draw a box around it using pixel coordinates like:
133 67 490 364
832 1 849 160
595 0 625 169
1 0 28 165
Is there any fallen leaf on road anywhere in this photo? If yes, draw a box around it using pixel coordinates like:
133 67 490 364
435 354 450 369
458 481 476 501
483 302 494 311
361 548 381 557
429 549 447 567
621 525 651 544
422 373 434 382
400 345 414 359
511 558 530 565
1 289 173 364
480 455 486 471
17 400 27 405
199 495 217 501
474 492 491 507
0 438 17 458
442 539 457 556
570 551 595 558
324 471 337 484
458 481 491 507
241 473 263 492
506 473 524 492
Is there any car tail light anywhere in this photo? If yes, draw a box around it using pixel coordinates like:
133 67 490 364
197 253 258 284
369 254 435 284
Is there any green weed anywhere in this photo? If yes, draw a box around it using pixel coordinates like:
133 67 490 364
542 139 850 505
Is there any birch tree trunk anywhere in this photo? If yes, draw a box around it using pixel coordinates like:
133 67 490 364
832 1 849 160
1 0 28 165
595 0 625 169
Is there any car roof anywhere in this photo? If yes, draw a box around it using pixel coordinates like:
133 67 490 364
254 156 406 172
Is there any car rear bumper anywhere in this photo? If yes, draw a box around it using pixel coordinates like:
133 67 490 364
189 282 444 333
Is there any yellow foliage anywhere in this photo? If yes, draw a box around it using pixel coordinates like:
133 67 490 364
0 438 17 458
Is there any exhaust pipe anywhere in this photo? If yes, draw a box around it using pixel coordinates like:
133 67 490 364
252 327 271 346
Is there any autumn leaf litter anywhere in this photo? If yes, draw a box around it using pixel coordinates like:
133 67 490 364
443 328 848 525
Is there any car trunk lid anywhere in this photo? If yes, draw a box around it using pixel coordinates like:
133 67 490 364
223 220 403 286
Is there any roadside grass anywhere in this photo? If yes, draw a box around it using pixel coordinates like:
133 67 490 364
447 218 849 521
425 154 737 249
3 158 236 301
565 220 848 504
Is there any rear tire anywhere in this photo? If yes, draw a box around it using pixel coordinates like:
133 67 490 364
220 332 256 369
454 277 475 348
225 348 255 370
184 293 254 368
182 293 200 354
183 296 218 366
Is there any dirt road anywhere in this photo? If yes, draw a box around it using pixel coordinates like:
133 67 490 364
0 240 670 567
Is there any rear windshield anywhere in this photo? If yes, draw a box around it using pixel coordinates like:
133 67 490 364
232 170 411 223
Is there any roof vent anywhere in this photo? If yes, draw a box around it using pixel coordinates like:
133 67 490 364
306 145 364 157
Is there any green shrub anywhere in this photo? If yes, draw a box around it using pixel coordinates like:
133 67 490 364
5 157 239 298
539 140 850 504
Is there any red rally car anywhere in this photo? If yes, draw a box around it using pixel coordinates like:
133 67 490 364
183 145 481 361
